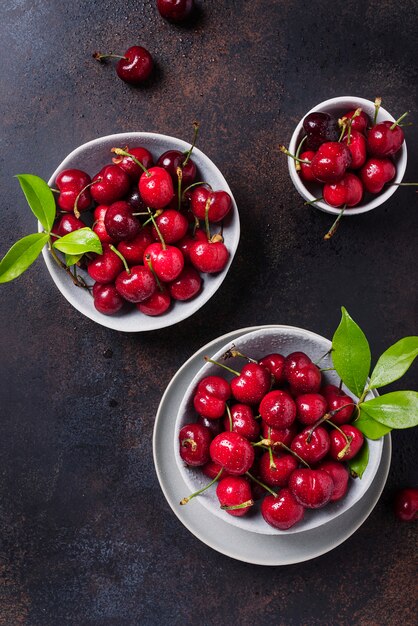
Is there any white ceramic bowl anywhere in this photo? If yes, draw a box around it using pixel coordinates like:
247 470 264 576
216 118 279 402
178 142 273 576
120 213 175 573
42 132 240 332
288 96 408 216
175 326 383 535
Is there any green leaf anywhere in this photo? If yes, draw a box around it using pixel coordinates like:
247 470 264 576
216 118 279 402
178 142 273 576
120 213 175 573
369 337 418 389
355 409 392 439
53 228 102 255
348 439 369 479
16 174 56 233
0 232 50 283
332 307 371 398
65 253 83 267
360 391 418 429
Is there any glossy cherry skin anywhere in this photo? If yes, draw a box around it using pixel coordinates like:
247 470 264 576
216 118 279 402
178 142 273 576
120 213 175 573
93 218 114 245
193 375 231 420
323 172 363 208
261 490 305 530
179 423 211 466
198 415 224 438
168 266 202 301
394 488 418 521
91 165 131 205
322 384 355 425
138 288 171 316
52 214 85 239
261 422 297 447
125 186 147 212
317 460 349 502
93 283 124 315
55 169 92 212
88 246 124 284
230 363 271 405
152 209 189 243
259 390 296 429
117 227 154 265
202 459 227 480
287 363 321 395
156 150 197 187
104 201 141 242
367 121 404 157
259 451 298 487
344 109 370 134
177 228 207 262
299 151 317 182
116 46 153 84
303 112 339 150
291 425 331 465
360 158 396 193
113 146 154 181
210 431 255 475
144 243 184 282
189 240 229 273
343 130 367 169
157 0 194 21
283 352 312 380
258 353 286 384
311 142 352 183
139 167 174 209
296 393 328 426
223 404 260 441
190 187 233 223
115 265 157 303
289 469 334 509
329 424 364 461
216 476 253 517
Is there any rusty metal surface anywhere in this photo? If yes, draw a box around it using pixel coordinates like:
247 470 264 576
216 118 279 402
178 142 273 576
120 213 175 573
0 1 417 624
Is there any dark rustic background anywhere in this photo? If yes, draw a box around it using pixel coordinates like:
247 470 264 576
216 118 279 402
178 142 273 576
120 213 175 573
1 1 417 624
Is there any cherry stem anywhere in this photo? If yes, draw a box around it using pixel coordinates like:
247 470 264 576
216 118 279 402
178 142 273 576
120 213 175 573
109 244 130 274
319 367 335 372
314 348 333 365
254 438 310 469
245 471 277 497
373 97 382 126
204 356 240 377
50 188 60 194
268 446 277 470
279 145 311 164
304 196 323 206
338 120 347 142
180 468 223 505
181 438 197 452
390 111 409 130
132 212 149 216
145 254 163 291
226 404 233 432
182 121 200 168
221 499 254 511
142 209 163 228
221 345 257 364
73 179 98 218
176 167 183 212
182 181 210 200
391 182 418 186
295 135 307 172
48 245 88 288
111 148 150 176
147 207 166 250
93 52 127 61
338 379 343 391
204 196 211 240
324 205 346 240
346 108 361 145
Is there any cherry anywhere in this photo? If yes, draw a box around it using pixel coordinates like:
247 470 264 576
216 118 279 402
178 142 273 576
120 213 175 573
291 425 331 465
261 422 297 447
323 172 363 208
112 146 154 181
259 390 296 429
230 363 271 405
303 112 339 150
115 265 157 303
95 47 154 84
139 167 174 210
177 228 207 262
117 227 154 265
210 431 255 475
289 469 334 509
295 393 328 426
91 165 131 205
93 283 124 315
55 169 92 213
258 353 286 384
138 288 171 316
322 384 355 425
317 460 349 502
104 201 141 242
124 186 147 212
342 130 367 169
344 109 370 134
156 150 197 187
367 120 405 157
298 151 317 182
193 375 231 420
261 489 305 530
189 240 229 273
310 142 352 183
259 451 298 487
198 415 224 438
190 187 233 223
216 476 253 517
394 488 418 522
93 218 114 245
202 460 226 480
329 424 364 461
283 352 312 380
151 209 189 244
360 157 396 193
143 243 184 282
87 246 124 284
287 363 321 395
168 266 202 301
223 404 260 441
157 0 194 21
52 214 84 239
179 423 211 466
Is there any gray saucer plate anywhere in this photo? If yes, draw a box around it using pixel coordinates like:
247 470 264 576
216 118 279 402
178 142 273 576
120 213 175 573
153 325 392 566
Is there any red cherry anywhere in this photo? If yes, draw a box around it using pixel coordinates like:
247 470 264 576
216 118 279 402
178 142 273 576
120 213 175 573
156 150 197 187
52 214 85 239
223 404 260 441
55 169 92 212
93 205 109 222
190 187 233 223
310 142 352 183
115 265 157 303
177 228 207 262
116 46 153 84
360 157 396 194
138 288 171 316
193 379 231 420
288 363 322 395
342 130 367 169
151 209 189 243
367 121 404 157
157 0 194 22
117 227 154 265
88 246 124 284
216 476 253 517
322 384 355 425
299 150 317 182
168 266 202 301
261 490 305 530
317 460 349 502
291 425 331 465
230 363 271 405
139 167 174 209
179 423 211 466
202 460 226 480
344 109 370 134
259 390 296 429
289 469 334 509
189 240 229 273
93 283 124 315
93 220 114 245
283 352 312 380
295 393 328 426
144 243 184 282
394 488 418 522
259 451 298 487
323 172 363 208
198 415 224 438
329 424 364 461
113 146 154 181
125 186 147 212
258 353 286 384
210 432 255 475
261 422 297 447
91 165 131 205
104 201 141 242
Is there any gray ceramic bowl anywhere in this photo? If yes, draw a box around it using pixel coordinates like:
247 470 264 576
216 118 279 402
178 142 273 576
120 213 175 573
42 132 240 332
175 326 383 535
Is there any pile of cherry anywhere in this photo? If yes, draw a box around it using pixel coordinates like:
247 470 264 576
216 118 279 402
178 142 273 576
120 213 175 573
179 349 365 530
286 100 407 208
51 142 233 316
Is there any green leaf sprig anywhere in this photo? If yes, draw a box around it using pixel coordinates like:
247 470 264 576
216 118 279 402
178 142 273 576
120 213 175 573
0 174 102 287
332 307 418 477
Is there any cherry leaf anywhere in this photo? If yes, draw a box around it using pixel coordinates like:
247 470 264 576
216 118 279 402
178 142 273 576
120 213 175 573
65 253 83 267
355 410 392 439
332 307 371 398
348 439 369 479
53 228 102 255
360 391 418 429
0 233 50 283
369 337 418 389
16 174 56 233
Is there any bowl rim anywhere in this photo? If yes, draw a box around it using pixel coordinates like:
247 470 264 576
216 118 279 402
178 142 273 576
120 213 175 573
40 131 240 332
288 95 408 216
174 324 383 535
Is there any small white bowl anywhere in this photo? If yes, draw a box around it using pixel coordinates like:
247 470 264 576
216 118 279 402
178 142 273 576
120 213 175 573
174 326 384 535
42 132 240 332
288 96 408 216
